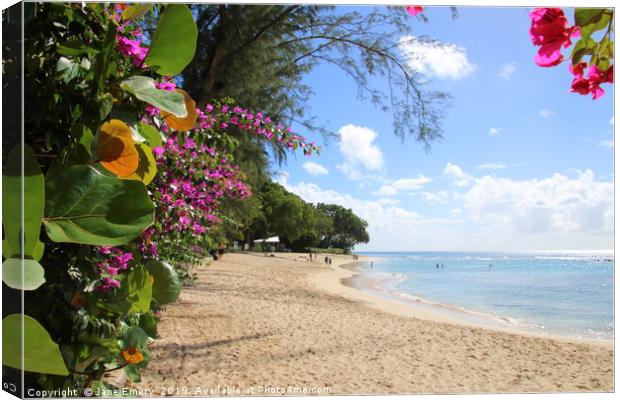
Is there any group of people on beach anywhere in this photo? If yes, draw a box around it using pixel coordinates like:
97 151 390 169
307 253 332 267
324 256 332 267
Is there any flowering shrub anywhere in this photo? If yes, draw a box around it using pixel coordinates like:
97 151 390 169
3 3 318 394
529 7 614 99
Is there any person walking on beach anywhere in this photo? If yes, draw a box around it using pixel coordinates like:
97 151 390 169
324 256 328 266
370 261 374 271
328 257 332 267
436 263 439 269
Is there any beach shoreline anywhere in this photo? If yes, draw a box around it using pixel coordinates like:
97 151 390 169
326 261 613 347
134 252 613 395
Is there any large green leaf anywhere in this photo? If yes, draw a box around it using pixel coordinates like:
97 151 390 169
120 76 187 117
2 258 45 290
126 265 153 313
2 144 45 260
145 260 181 304
2 314 69 376
43 165 154 246
144 5 197 76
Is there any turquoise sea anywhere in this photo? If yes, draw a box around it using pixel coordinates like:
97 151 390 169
355 251 614 340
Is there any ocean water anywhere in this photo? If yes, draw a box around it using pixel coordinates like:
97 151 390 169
355 251 614 340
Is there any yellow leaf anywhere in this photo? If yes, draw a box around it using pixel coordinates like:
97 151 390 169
161 89 197 131
97 120 139 178
127 143 157 185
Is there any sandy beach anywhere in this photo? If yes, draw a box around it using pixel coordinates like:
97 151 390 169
134 252 613 395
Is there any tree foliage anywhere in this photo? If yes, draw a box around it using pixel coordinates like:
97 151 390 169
183 4 449 145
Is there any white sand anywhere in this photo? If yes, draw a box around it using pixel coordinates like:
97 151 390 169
134 252 613 395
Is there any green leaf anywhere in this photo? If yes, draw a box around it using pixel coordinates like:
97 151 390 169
120 76 187 117
128 143 157 185
144 5 197 76
2 239 12 258
2 144 45 259
138 123 163 148
126 265 153 313
2 314 69 375
43 165 154 246
139 313 158 339
57 41 99 57
575 9 612 39
73 345 109 373
98 93 114 121
69 123 95 163
125 364 142 383
32 240 45 261
570 37 595 66
122 4 152 20
145 260 181 304
2 258 45 290
120 326 149 349
56 56 80 82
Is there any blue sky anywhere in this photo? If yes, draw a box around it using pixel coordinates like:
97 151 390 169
271 6 614 251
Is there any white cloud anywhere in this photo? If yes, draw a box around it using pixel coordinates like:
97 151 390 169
598 139 614 148
477 162 507 170
422 190 451 205
399 36 475 80
374 175 432 196
498 62 516 80
450 208 463 215
444 162 473 187
337 124 384 180
302 161 329 176
374 185 398 196
377 198 400 206
539 109 558 118
273 171 289 186
463 170 613 234
488 127 502 136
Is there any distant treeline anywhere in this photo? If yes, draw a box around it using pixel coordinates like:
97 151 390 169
220 181 369 252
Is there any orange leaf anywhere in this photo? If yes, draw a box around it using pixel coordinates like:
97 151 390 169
121 347 144 364
161 89 197 131
97 119 139 178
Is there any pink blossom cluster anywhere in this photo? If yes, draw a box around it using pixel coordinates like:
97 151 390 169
529 8 580 67
570 63 614 99
94 246 134 291
149 135 251 243
194 102 320 156
113 5 149 67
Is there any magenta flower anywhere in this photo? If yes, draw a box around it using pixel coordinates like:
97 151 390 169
529 8 580 67
571 63 614 99
97 277 121 292
406 6 424 17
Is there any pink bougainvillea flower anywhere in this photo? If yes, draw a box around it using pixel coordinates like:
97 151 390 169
529 8 580 67
585 64 614 99
569 62 613 99
406 6 424 16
